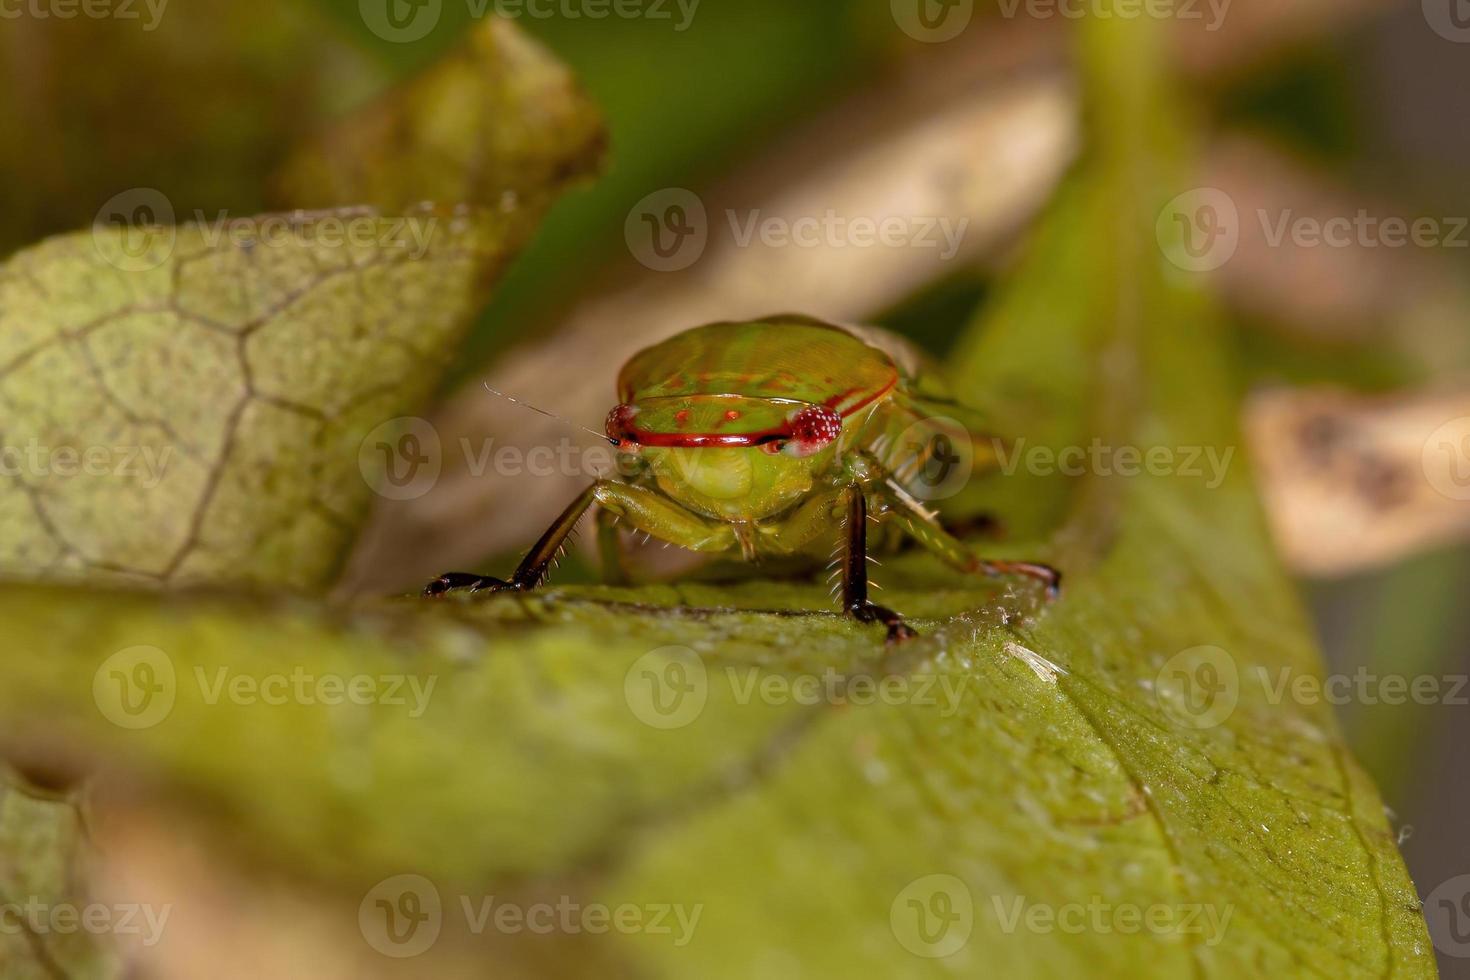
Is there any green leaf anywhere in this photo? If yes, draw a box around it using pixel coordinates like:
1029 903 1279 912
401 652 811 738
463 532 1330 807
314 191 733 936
0 22 600 970
0 786 114 978
0 19 601 592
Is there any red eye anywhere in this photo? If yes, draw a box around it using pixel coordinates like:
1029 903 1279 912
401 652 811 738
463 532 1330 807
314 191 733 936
724 410 741 420
785 405 842 456
606 404 639 444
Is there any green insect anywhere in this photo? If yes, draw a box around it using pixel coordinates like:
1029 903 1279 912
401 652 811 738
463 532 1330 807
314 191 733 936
425 314 1060 641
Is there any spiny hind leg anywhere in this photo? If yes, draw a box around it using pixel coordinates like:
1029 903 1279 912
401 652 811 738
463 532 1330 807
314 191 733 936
872 485 1061 599
424 481 736 597
756 485 913 642
839 485 916 643
596 506 631 586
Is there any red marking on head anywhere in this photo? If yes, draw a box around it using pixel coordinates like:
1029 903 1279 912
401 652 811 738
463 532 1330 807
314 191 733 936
606 404 640 449
675 409 690 426
607 399 846 452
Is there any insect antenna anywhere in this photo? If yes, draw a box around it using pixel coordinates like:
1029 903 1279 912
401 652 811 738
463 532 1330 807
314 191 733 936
482 383 616 445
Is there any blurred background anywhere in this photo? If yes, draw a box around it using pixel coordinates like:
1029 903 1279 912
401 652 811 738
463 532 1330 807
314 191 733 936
4 0 1469 971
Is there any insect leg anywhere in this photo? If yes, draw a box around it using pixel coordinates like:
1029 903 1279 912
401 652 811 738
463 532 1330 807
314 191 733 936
424 481 735 597
424 483 600 596
841 485 917 644
759 488 847 555
595 507 630 586
874 484 1061 599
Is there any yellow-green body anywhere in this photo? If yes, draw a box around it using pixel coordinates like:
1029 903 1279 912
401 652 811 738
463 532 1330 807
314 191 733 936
597 315 993 566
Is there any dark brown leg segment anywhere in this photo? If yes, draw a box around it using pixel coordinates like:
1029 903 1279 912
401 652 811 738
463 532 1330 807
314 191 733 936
423 485 597 596
842 486 917 644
